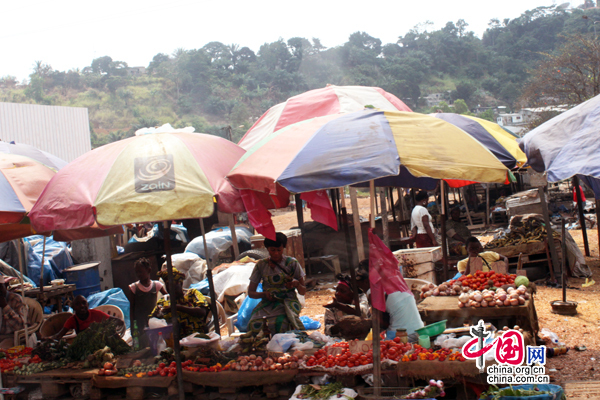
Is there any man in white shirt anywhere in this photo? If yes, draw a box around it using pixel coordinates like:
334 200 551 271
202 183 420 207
410 191 438 248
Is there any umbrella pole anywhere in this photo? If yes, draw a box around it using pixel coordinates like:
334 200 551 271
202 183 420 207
440 182 449 282
562 218 567 302
200 220 221 336
39 237 46 295
228 214 239 259
460 188 474 226
16 240 29 345
369 181 382 397
162 221 185 400
596 199 600 260
485 185 490 227
389 188 396 223
349 188 365 261
539 186 561 282
573 176 590 256
294 194 312 274
380 188 390 248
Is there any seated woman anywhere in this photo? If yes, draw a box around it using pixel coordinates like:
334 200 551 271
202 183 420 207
150 268 210 337
324 275 371 340
53 295 124 339
247 232 306 334
385 291 424 341
127 258 168 347
457 237 509 275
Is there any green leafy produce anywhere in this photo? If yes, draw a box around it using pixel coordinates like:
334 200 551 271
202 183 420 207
66 319 130 361
480 385 565 400
117 364 156 376
13 360 67 375
297 382 350 400
515 276 530 287
32 340 69 361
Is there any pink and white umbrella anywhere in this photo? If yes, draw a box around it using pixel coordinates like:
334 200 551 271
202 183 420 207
238 85 411 149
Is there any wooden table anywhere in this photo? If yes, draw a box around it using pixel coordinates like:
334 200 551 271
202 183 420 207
23 284 76 311
417 296 539 336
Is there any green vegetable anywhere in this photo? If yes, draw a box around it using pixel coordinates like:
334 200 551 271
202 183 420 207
66 319 130 362
480 385 565 400
515 276 529 287
297 382 350 400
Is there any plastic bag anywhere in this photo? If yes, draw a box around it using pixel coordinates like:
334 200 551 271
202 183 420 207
266 333 298 352
290 341 314 351
180 332 220 347
148 318 168 329
87 288 131 329
234 283 262 332
299 315 321 330
185 227 252 260
308 331 337 346
540 328 563 346
434 333 456 347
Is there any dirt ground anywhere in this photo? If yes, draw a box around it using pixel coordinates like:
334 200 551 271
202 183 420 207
276 201 600 390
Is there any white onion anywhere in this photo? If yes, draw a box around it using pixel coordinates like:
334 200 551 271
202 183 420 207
504 299 511 306
474 294 483 302
481 300 488 307
510 298 519 306
458 301 465 308
518 296 525 305
433 289 440 296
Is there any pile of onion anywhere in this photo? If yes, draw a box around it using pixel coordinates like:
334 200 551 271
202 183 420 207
420 283 462 298
227 351 307 372
457 285 529 308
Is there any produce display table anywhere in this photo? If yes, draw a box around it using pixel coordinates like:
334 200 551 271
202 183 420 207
417 296 539 336
395 359 482 380
23 284 76 311
182 369 298 387
93 375 174 388
8 367 96 399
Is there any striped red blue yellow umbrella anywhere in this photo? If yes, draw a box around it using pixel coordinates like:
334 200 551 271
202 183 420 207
228 109 510 195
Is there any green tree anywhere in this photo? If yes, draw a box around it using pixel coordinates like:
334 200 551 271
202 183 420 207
453 99 472 115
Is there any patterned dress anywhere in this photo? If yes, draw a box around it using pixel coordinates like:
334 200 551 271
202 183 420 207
151 288 210 337
248 256 305 334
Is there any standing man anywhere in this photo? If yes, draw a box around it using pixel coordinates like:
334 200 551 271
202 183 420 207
411 191 438 248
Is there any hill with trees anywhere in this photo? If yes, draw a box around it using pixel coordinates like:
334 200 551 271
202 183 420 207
1 4 600 146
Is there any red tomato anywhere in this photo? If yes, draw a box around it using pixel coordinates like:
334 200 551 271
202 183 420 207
159 363 166 369
160 369 168 377
170 362 176 368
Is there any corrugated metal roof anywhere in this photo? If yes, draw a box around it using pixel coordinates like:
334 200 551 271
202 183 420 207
0 102 91 162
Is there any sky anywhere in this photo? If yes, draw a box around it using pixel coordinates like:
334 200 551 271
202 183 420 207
2 0 570 81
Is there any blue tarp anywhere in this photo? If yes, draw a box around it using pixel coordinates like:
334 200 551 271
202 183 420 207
23 235 74 286
520 94 600 196
87 288 131 329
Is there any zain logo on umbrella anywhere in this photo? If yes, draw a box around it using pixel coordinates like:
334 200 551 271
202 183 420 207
134 155 175 193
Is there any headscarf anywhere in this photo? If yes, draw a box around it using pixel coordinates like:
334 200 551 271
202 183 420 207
157 268 185 284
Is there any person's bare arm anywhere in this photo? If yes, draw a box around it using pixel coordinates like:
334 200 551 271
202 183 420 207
51 326 69 340
422 215 438 246
285 277 306 296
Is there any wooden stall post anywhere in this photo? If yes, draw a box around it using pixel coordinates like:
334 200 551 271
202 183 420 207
539 186 561 281
228 214 239 259
389 188 397 222
485 185 490 227
349 188 365 261
163 221 185 400
369 180 381 397
440 182 449 282
380 188 390 248
596 199 600 258
573 176 590 257
460 188 474 226
40 236 47 295
295 194 312 273
200 219 221 336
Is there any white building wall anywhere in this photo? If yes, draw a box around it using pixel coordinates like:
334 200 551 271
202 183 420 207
0 102 91 162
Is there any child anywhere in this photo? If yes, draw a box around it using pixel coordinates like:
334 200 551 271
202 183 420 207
127 258 167 346
457 237 509 275
324 276 371 340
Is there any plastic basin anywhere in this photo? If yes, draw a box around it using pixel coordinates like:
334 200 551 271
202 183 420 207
415 320 447 337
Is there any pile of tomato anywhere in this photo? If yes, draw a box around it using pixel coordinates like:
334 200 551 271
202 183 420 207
401 344 465 362
147 361 179 377
305 337 413 368
28 355 41 364
184 362 224 373
0 358 22 373
450 271 516 291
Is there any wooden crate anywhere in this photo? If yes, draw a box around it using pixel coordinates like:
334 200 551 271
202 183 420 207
251 229 305 270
